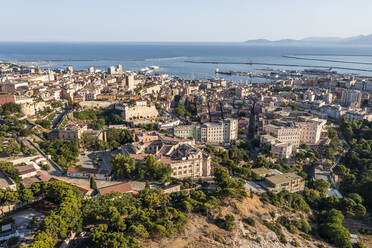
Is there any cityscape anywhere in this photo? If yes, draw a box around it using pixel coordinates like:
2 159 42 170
1 1 372 248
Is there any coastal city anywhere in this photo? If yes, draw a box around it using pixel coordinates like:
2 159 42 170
0 60 371 248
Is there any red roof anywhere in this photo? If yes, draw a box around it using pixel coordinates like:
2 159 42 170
19 168 37 175
98 182 137 196
50 177 93 195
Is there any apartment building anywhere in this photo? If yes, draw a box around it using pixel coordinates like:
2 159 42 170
264 172 305 193
260 135 294 159
264 123 301 147
174 118 238 145
298 117 327 145
122 133 211 179
340 89 362 108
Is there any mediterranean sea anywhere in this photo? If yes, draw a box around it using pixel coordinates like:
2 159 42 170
1 42 372 81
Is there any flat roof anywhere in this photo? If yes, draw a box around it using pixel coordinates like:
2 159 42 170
252 167 271 175
266 173 302 185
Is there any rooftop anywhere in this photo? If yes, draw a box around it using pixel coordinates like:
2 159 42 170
98 182 138 196
266 173 302 185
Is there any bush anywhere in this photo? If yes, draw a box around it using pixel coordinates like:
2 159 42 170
216 214 235 231
243 217 255 227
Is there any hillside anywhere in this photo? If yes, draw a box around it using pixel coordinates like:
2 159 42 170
143 195 329 248
245 34 372 46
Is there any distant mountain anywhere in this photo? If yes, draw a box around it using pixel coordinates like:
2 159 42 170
245 34 372 45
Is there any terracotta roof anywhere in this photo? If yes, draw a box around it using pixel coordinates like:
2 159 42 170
50 177 93 195
67 167 97 174
98 182 137 196
19 168 37 175
37 171 50 182
18 165 37 175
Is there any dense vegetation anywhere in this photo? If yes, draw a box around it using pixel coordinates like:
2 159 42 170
84 189 187 247
0 161 21 184
318 209 352 248
38 139 79 169
26 181 83 248
0 115 33 137
73 109 97 120
106 128 133 149
111 154 172 183
339 118 372 210
81 133 106 151
0 102 21 115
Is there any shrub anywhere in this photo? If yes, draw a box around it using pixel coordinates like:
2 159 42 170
243 217 255 227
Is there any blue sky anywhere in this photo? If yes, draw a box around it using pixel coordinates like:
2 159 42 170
2 0 372 42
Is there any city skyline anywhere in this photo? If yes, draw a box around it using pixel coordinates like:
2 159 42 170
3 0 372 42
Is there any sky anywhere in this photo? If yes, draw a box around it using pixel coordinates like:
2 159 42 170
2 0 372 42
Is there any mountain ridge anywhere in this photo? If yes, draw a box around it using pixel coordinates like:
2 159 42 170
245 34 372 45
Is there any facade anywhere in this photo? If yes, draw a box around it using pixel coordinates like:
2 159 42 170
173 118 238 145
66 167 110 180
264 173 305 193
340 90 362 108
298 117 326 145
122 103 159 123
122 133 211 179
47 125 88 140
0 94 16 105
17 164 38 179
262 117 326 148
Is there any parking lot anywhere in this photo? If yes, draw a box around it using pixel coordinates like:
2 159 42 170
11 208 45 244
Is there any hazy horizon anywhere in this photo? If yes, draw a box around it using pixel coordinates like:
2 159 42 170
3 0 372 42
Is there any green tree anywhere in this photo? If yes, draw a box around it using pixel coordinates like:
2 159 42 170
314 179 331 196
111 154 136 178
90 177 97 190
20 188 34 203
5 139 21 156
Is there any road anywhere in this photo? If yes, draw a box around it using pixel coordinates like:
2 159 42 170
23 137 63 176
330 136 351 189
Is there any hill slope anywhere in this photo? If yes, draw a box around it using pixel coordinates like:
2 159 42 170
143 195 329 248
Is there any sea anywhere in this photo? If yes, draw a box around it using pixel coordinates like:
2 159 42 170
1 42 372 82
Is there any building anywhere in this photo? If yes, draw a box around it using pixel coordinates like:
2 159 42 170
50 177 94 196
261 134 295 159
0 81 29 93
17 163 38 179
122 102 159 123
98 182 139 196
117 64 123 74
264 173 305 193
108 66 116 75
173 118 238 145
124 73 141 90
66 167 110 180
264 123 300 147
298 117 327 145
344 110 372 122
122 133 211 179
262 117 326 151
47 125 88 140
340 90 362 108
66 66 73 74
0 94 16 106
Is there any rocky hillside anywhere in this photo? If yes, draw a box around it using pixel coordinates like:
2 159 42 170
143 195 329 248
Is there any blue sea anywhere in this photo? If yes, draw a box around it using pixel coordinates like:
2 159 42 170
1 42 372 81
